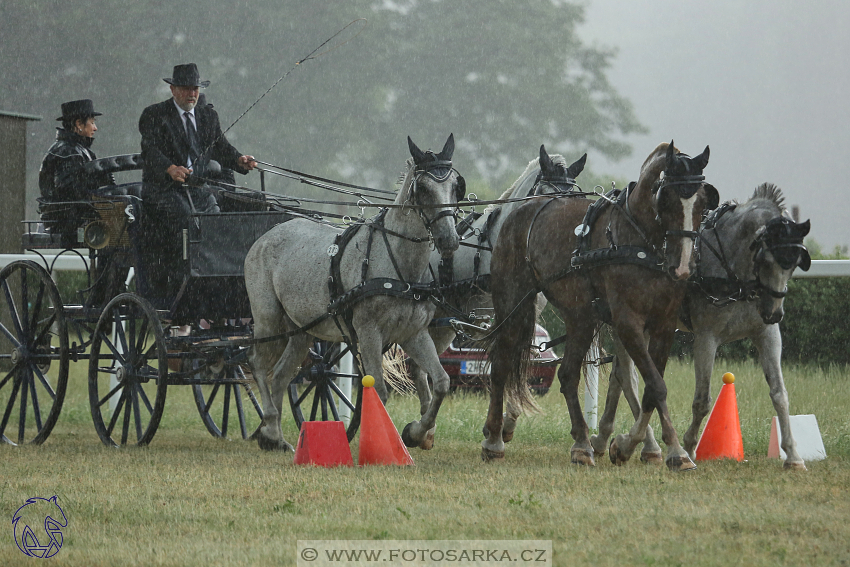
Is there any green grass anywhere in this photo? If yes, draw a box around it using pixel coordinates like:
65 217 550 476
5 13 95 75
2 359 849 566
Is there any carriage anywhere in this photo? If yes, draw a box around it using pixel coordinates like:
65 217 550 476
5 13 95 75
0 154 366 447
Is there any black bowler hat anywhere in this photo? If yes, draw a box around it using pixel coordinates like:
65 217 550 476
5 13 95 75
55 99 102 121
163 63 210 88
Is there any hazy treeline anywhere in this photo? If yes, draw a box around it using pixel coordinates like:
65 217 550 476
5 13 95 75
2 0 642 205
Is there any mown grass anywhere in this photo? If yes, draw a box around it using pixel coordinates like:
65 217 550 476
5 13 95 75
2 359 849 566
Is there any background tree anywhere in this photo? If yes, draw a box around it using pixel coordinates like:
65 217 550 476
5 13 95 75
1 0 643 210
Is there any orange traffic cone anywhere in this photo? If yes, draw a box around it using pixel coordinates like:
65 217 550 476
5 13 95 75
293 421 354 467
358 375 414 466
695 372 744 461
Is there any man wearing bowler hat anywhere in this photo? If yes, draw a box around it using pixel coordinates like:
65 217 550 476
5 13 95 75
138 63 256 299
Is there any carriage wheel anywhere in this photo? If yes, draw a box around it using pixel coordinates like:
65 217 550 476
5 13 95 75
88 293 167 447
0 261 69 446
288 341 363 441
193 363 263 440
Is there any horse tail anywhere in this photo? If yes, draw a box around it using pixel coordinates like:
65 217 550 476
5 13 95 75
482 290 541 415
381 345 416 395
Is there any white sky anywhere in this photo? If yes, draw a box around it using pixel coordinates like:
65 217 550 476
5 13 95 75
579 0 850 250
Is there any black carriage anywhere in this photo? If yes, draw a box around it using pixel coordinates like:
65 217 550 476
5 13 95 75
1 155 362 447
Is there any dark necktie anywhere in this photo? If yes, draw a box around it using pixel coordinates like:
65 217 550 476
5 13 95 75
184 111 201 162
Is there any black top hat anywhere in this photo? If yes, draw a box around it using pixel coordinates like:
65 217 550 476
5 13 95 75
55 99 102 121
163 63 210 88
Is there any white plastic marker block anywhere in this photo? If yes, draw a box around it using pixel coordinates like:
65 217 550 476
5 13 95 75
768 414 826 461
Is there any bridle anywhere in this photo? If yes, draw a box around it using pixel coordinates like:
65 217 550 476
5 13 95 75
406 158 464 233
652 174 706 242
695 206 809 304
529 170 578 196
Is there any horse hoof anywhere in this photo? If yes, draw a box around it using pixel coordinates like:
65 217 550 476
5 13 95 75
608 438 629 466
257 432 293 453
666 454 697 472
783 460 807 471
502 430 514 443
640 451 664 465
401 423 419 448
589 434 606 458
570 448 596 467
481 447 505 462
420 430 435 451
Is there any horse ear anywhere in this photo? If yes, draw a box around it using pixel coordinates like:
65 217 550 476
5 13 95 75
539 144 553 171
799 248 812 271
408 136 426 164
702 183 719 211
796 219 811 237
437 133 455 161
568 153 588 179
694 145 711 171
665 140 677 169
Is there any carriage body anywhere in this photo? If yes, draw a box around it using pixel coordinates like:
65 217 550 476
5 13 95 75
3 154 306 447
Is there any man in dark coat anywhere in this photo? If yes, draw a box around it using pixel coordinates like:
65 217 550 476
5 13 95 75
39 99 114 245
138 63 256 299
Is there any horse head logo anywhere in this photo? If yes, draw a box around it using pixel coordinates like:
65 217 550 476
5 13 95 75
12 496 68 559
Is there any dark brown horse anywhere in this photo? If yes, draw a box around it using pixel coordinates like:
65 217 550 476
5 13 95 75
482 142 718 471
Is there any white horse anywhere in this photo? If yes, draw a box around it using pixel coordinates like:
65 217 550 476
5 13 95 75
590 183 812 469
244 135 462 452
404 145 587 449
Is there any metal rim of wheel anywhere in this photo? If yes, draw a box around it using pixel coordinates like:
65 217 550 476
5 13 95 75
288 341 362 441
88 293 167 447
192 361 263 440
0 260 69 446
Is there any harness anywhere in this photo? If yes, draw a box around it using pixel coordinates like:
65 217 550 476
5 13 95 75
688 203 810 308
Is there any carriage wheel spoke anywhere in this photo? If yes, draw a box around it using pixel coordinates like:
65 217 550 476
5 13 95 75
327 386 341 422
320 385 330 421
0 368 17 392
327 380 356 412
204 384 220 414
121 389 132 445
0 375 21 438
0 320 22 347
294 380 316 407
97 330 127 366
19 272 29 339
309 381 323 421
137 384 154 414
106 389 127 437
245 384 263 419
132 385 143 441
2 280 25 339
134 317 150 357
28 279 46 335
32 365 57 401
221 385 231 438
234 383 248 439
29 371 43 432
17 372 29 445
98 381 124 409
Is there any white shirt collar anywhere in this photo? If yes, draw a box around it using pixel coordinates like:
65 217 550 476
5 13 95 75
173 99 196 121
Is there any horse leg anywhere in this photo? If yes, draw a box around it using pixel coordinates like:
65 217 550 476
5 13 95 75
682 333 720 459
646 329 695 472
590 331 663 463
400 330 448 450
252 332 311 452
557 321 597 466
407 359 436 448
609 323 694 471
501 399 522 443
481 324 518 461
754 325 806 470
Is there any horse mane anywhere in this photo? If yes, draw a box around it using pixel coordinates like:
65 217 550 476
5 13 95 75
748 182 786 212
395 157 417 201
482 154 570 215
634 142 671 194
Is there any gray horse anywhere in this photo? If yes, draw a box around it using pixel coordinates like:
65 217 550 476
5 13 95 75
244 135 462 452
405 145 586 449
590 183 812 469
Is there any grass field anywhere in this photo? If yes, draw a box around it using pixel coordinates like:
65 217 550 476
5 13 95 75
2 358 849 566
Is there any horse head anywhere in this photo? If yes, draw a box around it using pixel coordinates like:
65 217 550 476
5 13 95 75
652 141 719 281
748 200 811 324
406 134 462 257
535 145 587 195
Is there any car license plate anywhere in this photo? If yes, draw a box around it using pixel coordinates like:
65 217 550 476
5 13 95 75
461 360 487 375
